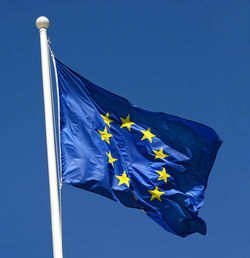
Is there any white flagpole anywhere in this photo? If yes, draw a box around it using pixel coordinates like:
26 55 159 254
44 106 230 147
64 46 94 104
36 16 63 258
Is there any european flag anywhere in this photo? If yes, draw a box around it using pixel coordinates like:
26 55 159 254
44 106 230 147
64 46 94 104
56 59 222 237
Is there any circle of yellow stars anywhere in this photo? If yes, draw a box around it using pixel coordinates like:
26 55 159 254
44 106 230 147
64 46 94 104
98 112 171 203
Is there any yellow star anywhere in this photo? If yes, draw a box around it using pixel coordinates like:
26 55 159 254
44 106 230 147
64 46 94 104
153 147 168 160
101 112 113 128
155 168 171 183
116 171 130 187
120 114 135 131
140 128 156 143
148 186 165 201
132 190 138 200
106 151 117 167
98 127 112 144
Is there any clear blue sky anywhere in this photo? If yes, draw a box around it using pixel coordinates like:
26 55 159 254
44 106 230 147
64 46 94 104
1 1 249 257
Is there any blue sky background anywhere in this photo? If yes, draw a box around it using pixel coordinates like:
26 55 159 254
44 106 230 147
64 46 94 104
1 1 249 257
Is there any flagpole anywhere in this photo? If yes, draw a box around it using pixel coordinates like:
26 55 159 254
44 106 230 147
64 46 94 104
36 16 63 258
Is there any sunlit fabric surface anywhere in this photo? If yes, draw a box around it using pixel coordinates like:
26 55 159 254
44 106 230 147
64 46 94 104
56 59 222 237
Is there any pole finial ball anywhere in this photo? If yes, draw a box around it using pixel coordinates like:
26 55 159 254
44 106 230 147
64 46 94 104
36 16 50 29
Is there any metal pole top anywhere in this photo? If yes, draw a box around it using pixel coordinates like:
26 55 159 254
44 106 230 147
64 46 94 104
36 16 50 30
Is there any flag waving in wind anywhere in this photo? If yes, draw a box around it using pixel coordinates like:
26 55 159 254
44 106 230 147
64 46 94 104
56 58 222 237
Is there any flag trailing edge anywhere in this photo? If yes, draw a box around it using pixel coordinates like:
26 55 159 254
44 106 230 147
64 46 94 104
55 58 222 237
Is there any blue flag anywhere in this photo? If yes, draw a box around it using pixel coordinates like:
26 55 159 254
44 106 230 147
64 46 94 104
56 59 222 237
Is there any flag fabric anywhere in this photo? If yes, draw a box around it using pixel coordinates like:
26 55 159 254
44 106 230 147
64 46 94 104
55 58 222 237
